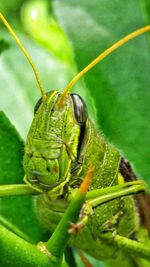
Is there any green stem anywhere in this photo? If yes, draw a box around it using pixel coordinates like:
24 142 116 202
0 224 60 267
46 167 93 258
46 191 85 257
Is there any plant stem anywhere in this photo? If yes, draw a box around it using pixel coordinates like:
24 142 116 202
0 224 58 267
46 167 93 257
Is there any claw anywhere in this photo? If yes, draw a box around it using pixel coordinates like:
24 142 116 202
68 221 84 234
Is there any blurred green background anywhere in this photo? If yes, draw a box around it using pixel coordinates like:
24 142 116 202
0 0 150 266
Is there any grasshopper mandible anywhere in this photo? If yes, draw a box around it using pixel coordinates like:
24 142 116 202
1 13 150 267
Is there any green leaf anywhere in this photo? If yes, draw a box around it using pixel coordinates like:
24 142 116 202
54 0 150 187
21 0 73 64
0 39 9 54
0 0 27 21
0 112 48 242
0 111 24 184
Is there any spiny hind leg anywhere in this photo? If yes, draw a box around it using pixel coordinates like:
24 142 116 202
101 233 150 262
68 180 146 233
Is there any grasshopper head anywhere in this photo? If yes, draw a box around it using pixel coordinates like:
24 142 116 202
23 91 87 192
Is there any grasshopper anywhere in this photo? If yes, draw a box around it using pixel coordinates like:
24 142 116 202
1 13 150 267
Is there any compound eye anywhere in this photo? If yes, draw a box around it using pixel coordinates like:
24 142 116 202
34 97 42 114
34 91 54 114
70 94 87 125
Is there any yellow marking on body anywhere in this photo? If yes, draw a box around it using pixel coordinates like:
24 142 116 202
118 172 125 185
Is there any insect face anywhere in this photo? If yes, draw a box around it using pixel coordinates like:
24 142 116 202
23 91 87 191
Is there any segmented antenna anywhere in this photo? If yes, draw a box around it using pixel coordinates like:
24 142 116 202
58 25 150 105
0 13 47 100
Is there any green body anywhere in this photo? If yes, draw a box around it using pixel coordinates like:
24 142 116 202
23 91 150 267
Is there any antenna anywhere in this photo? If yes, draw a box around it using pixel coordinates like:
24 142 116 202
0 13 47 100
58 25 150 105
